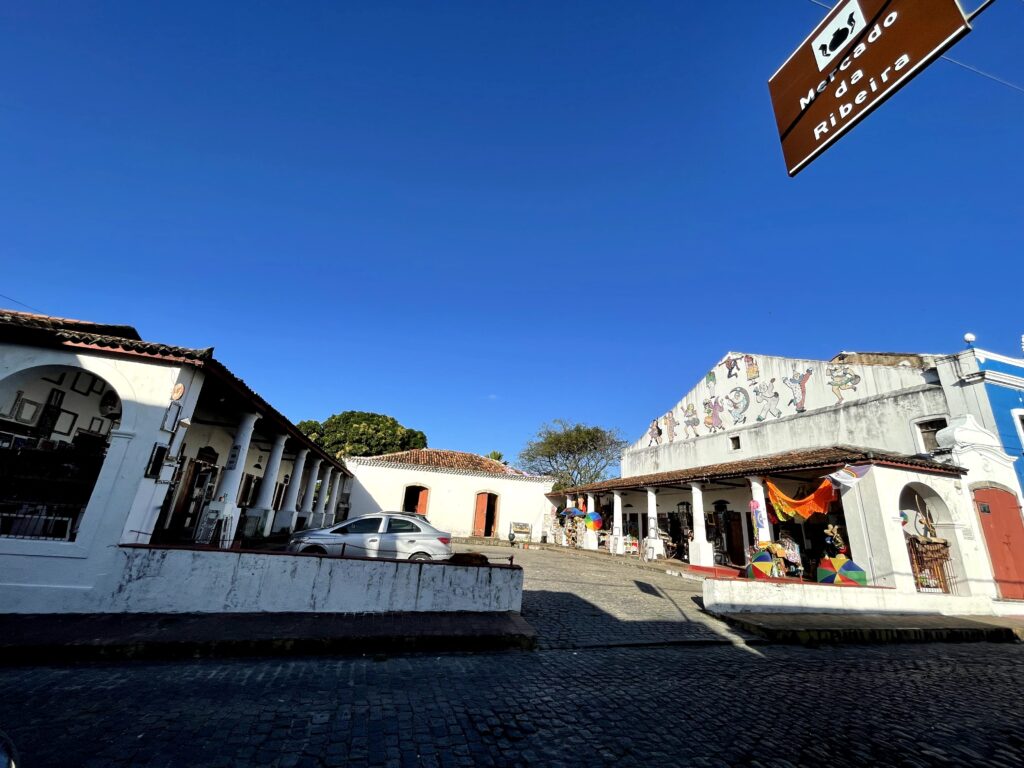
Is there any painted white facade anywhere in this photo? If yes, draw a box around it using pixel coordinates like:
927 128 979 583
346 457 554 542
605 347 1024 615
0 314 521 616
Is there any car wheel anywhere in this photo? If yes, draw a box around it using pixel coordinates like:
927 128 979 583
302 545 327 555
409 553 431 561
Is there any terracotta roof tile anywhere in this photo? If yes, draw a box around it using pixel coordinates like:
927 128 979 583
356 449 532 477
561 445 963 494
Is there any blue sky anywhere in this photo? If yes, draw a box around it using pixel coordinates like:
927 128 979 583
2 1 1022 461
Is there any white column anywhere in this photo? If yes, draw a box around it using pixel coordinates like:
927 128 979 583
584 493 598 550
324 471 343 527
689 484 714 567
310 467 333 529
213 412 259 547
297 457 323 528
273 448 307 533
255 433 288 536
748 476 772 545
645 487 665 559
612 491 624 555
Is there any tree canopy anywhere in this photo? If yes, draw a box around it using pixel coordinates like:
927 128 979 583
517 420 627 491
297 411 427 458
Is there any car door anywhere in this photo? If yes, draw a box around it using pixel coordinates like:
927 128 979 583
332 516 383 557
379 517 424 559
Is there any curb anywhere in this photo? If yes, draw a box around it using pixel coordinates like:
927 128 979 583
711 613 1024 647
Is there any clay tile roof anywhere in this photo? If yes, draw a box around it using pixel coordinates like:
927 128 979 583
0 308 211 361
560 445 963 494
357 449 532 477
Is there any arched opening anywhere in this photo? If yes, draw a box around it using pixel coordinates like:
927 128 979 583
401 485 430 516
473 492 499 538
0 365 121 541
899 483 963 595
151 446 221 545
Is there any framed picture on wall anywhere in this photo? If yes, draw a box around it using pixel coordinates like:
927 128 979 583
89 417 104 433
161 402 182 433
14 399 40 424
90 377 105 395
42 371 67 386
71 372 94 396
53 409 78 436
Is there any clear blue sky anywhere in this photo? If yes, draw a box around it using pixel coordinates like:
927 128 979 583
2 1 1022 461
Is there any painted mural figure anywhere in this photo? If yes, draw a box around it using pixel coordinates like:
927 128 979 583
703 397 725 433
705 371 717 397
744 355 760 381
725 387 750 426
783 367 814 412
723 356 742 379
682 403 700 439
647 419 662 447
826 364 862 403
753 379 782 421
663 409 677 443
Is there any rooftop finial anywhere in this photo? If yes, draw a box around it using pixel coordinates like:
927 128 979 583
963 332 976 348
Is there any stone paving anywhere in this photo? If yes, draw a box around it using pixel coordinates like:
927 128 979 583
2 547 1024 768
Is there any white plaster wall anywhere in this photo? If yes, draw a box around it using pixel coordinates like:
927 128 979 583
702 578 996 616
630 352 934 450
623 386 949 477
0 343 196 608
0 546 524 614
347 462 553 541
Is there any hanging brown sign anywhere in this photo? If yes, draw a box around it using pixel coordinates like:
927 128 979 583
769 0 971 176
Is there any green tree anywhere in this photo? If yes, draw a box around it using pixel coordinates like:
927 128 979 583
485 450 506 464
299 411 427 458
517 420 627 491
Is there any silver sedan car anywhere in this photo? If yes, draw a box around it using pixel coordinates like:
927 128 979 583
286 512 453 561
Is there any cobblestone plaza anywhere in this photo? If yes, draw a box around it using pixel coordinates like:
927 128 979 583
2 547 1023 767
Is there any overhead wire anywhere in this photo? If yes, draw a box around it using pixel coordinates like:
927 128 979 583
803 0 1024 96
0 293 42 313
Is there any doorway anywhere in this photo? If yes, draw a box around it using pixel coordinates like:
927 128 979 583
402 485 430 516
152 446 220 544
975 487 1024 600
474 492 499 537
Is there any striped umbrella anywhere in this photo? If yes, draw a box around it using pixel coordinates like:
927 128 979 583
817 555 867 586
744 549 776 580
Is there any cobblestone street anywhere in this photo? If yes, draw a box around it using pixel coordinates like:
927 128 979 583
3 547 1024 767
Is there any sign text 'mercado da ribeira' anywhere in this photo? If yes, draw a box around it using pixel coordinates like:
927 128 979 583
769 0 971 176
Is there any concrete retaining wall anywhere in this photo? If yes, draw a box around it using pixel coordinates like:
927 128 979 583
703 578 996 616
2 546 524 614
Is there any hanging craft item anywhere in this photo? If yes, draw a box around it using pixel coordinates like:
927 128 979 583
827 464 871 488
767 479 834 521
817 555 867 586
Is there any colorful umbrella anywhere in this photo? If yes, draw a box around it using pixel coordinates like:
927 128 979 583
559 507 585 517
584 511 603 531
817 555 867 586
744 549 776 580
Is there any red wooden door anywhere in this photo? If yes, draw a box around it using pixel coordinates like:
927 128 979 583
976 488 1024 600
473 493 488 537
417 488 429 515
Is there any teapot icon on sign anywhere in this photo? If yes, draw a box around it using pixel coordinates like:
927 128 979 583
819 12 857 59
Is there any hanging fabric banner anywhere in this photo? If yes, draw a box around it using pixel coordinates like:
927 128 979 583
827 464 871 489
767 479 834 521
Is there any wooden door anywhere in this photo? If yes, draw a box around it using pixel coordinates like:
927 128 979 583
726 512 745 566
976 488 1024 600
417 487 430 515
473 493 488 537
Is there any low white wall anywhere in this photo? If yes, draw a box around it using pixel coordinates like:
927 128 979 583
703 578 996 617
0 546 524 614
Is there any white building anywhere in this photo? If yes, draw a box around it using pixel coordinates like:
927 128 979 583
346 449 554 542
564 349 1024 616
0 310 357 612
